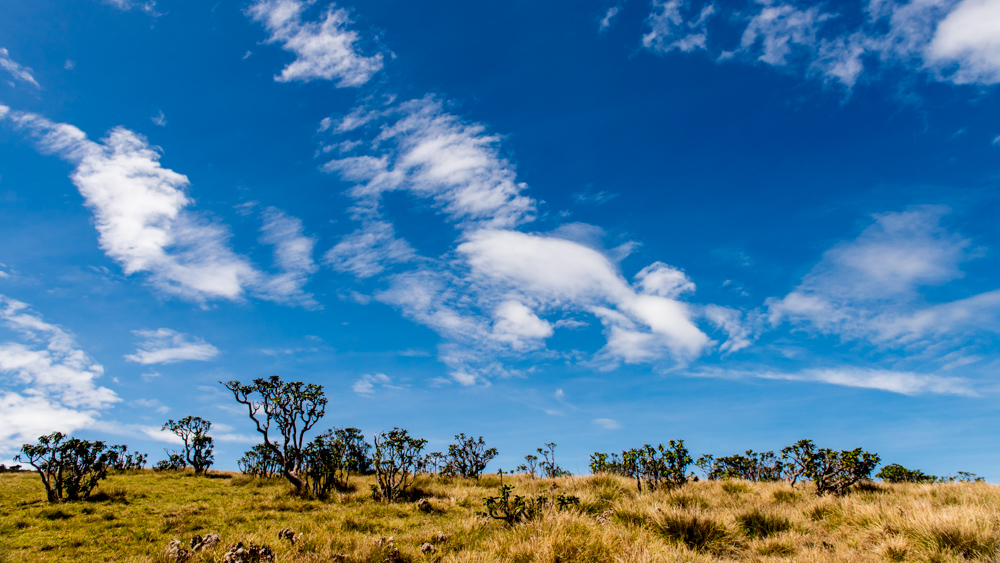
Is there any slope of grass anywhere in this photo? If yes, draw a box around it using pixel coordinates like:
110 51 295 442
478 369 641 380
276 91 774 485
1 470 999 562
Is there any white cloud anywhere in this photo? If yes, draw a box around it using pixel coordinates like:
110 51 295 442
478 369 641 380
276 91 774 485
100 0 157 13
124 328 219 365
325 220 415 278
593 417 622 429
643 0 716 53
151 110 167 127
2 109 317 306
600 6 621 32
131 398 169 414
768 207 980 344
318 96 722 380
257 207 318 306
0 295 119 453
0 48 39 88
353 372 399 396
704 304 755 353
492 300 554 349
926 0 1000 84
248 0 383 86
739 3 826 66
764 367 975 396
641 0 1000 88
324 97 537 229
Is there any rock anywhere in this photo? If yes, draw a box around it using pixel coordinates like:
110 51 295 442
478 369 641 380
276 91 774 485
277 527 301 545
222 541 275 563
435 531 449 543
190 533 221 551
165 539 191 562
376 536 394 547
595 509 614 526
416 498 433 512
421 542 437 554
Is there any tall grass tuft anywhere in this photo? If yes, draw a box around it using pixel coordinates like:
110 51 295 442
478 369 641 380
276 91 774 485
648 507 731 553
736 507 790 538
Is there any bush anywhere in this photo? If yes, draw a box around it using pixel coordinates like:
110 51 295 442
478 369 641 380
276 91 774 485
301 427 371 497
442 433 497 479
537 443 570 478
16 432 121 503
237 444 281 477
371 427 427 502
154 450 187 471
877 463 937 483
696 450 785 482
781 439 880 495
162 416 214 474
108 446 147 472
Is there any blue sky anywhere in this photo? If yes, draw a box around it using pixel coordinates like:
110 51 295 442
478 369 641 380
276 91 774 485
2 0 1000 478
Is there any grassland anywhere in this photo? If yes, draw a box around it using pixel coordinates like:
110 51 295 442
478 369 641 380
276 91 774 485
1 470 999 562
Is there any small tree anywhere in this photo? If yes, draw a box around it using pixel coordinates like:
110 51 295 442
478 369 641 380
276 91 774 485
424 452 445 474
162 416 214 475
334 427 372 474
443 433 498 479
517 454 539 478
698 450 784 482
538 443 570 478
877 463 937 483
154 449 187 471
16 432 120 503
223 375 327 491
782 439 880 495
238 444 282 478
108 445 148 472
371 427 427 502
302 430 349 498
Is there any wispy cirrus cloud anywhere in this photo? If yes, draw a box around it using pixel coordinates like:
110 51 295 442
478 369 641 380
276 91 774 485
248 0 384 86
639 0 1000 89
0 48 40 88
0 108 319 306
0 295 119 453
124 328 220 365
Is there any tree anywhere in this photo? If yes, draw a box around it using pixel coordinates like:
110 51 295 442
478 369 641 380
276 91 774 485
443 433 498 479
223 375 327 491
781 439 880 495
371 427 427 502
16 432 121 503
238 444 281 478
538 443 570 478
162 416 214 475
877 463 937 483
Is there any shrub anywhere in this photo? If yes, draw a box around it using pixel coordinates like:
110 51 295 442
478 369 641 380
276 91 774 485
482 470 541 524
697 450 785 482
301 427 371 497
237 444 281 477
516 454 538 478
223 375 327 492
443 433 497 479
16 432 120 503
877 463 937 483
162 416 214 474
781 439 880 495
371 427 427 502
108 446 147 471
538 443 570 478
154 450 187 471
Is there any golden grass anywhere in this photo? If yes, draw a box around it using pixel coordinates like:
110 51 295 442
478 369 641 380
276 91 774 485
1 471 999 562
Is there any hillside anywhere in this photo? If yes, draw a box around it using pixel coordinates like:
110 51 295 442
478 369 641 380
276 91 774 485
2 470 998 562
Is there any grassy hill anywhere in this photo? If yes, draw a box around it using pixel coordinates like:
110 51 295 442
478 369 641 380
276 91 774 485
1 470 998 562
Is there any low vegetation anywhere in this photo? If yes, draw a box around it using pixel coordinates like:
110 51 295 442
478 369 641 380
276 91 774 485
5 375 996 561
3 470 1000 562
